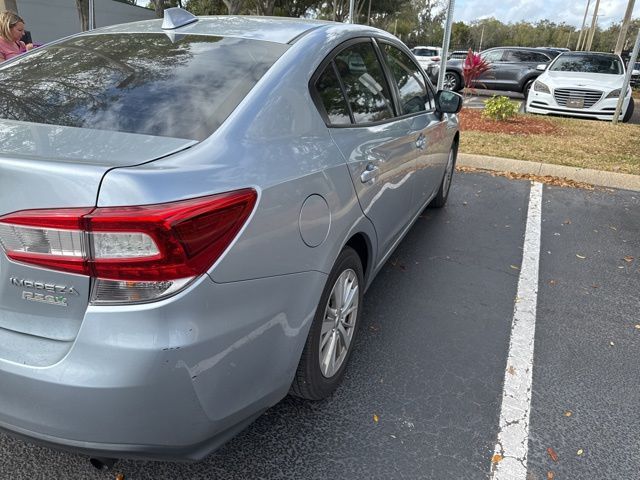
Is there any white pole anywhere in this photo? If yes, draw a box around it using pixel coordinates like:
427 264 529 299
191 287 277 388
437 0 455 90
478 25 485 52
348 0 355 23
89 0 95 30
577 0 591 51
586 0 600 51
613 28 640 124
615 0 636 56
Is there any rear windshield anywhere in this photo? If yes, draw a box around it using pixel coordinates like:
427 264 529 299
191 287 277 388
0 33 288 140
550 54 623 75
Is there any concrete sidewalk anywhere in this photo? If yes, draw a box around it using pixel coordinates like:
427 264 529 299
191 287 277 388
458 153 640 192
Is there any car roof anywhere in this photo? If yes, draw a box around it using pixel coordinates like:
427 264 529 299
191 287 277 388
95 15 337 45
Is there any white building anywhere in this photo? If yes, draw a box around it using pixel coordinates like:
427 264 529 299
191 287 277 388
2 0 155 44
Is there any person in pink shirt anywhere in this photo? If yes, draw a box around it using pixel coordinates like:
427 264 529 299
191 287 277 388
0 11 33 62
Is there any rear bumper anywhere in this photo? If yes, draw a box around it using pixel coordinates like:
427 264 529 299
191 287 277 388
0 271 326 461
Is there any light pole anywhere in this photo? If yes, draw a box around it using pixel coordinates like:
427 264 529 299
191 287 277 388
613 28 640 124
585 0 601 51
576 0 591 51
615 0 636 56
89 0 95 30
436 0 455 90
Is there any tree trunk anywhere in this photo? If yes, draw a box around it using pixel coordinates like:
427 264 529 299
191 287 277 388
222 0 244 14
153 0 165 18
75 0 89 31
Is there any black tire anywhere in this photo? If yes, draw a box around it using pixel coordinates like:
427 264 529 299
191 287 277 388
622 97 635 123
291 247 364 400
429 141 458 209
523 79 534 99
444 71 463 92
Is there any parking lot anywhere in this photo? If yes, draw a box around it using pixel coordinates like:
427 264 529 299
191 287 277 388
1 171 638 479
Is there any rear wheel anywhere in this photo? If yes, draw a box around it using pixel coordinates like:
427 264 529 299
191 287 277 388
291 247 364 400
429 141 458 209
443 71 462 92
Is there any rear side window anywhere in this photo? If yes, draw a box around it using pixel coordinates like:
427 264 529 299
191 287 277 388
334 42 394 124
315 63 351 125
383 44 434 114
505 50 550 63
0 34 288 140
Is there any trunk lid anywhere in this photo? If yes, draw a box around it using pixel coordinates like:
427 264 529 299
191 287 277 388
0 120 195 366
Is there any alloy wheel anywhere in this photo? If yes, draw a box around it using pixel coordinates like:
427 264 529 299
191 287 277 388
318 269 359 378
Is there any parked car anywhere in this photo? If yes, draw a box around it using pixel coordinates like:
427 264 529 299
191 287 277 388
526 52 634 122
0 8 462 466
443 46 560 93
630 61 640 87
411 45 443 81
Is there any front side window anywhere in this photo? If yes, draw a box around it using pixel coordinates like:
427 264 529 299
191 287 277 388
550 54 623 74
334 42 395 124
0 34 288 140
383 44 433 114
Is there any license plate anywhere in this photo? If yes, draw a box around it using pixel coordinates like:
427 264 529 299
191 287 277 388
567 98 584 108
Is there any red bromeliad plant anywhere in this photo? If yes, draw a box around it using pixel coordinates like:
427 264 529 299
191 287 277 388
462 49 491 98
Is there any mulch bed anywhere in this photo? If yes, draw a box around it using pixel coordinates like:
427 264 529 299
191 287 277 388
459 108 559 135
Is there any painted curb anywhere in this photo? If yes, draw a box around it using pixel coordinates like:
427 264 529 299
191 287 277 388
458 153 640 192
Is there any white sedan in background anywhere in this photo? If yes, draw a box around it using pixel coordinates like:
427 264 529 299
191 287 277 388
526 52 634 122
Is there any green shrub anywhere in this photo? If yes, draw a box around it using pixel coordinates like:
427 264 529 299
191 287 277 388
482 95 518 121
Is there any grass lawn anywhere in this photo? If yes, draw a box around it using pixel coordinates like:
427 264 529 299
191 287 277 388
459 111 640 176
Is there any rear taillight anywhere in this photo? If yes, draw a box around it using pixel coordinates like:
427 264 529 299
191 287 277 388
0 189 257 305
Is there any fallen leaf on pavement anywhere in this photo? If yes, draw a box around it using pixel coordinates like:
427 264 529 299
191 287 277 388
507 366 516 375
563 219 572 225
564 410 572 417
548 280 556 286
610 341 615 346
576 254 586 259
547 472 555 480
623 256 634 263
635 325 640 330
373 414 379 423
492 454 503 463
510 265 520 270
577 449 584 456
547 447 559 462
115 474 125 480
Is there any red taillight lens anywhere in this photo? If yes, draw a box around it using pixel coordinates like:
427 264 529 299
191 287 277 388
0 189 257 282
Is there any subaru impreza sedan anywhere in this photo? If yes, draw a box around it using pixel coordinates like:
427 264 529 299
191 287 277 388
0 8 461 464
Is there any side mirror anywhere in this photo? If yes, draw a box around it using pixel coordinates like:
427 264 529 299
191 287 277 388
536 64 547 71
436 90 463 114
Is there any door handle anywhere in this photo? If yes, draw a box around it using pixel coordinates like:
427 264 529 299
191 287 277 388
360 164 379 183
415 134 426 150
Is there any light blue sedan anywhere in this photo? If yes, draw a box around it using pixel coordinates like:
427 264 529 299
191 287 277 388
0 8 461 466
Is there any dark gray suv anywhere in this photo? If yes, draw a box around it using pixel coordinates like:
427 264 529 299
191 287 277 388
443 47 560 95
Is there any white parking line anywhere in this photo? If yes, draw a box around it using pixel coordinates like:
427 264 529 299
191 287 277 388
490 182 543 479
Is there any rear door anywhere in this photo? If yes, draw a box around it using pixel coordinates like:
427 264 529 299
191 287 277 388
500 49 550 91
312 39 417 264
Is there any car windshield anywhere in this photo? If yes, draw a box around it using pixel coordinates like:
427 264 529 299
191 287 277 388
0 33 288 141
549 54 623 74
413 48 438 57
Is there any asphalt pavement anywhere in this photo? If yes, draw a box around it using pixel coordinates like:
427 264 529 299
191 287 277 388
0 171 638 479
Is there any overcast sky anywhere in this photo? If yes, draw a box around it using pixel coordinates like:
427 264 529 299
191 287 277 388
454 0 640 27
